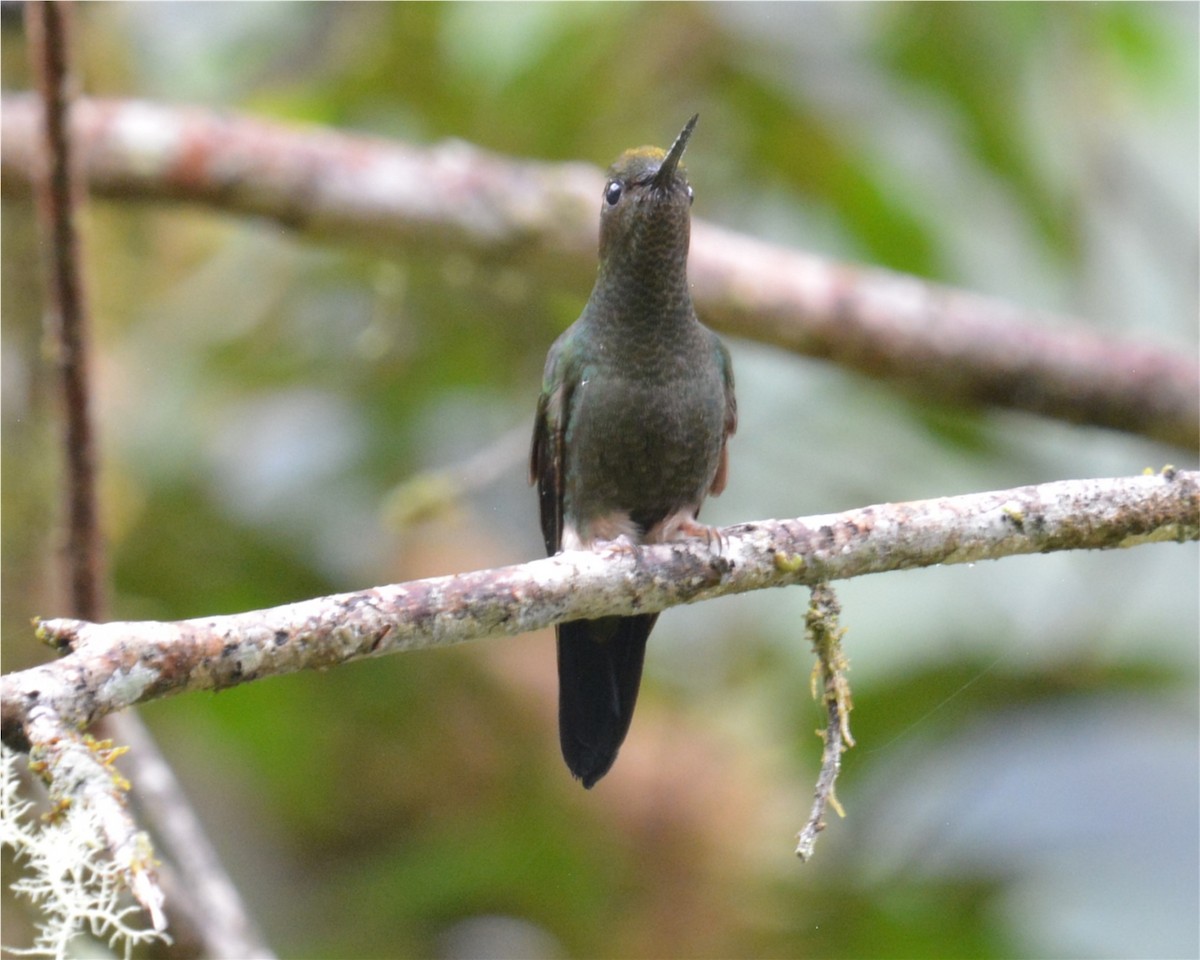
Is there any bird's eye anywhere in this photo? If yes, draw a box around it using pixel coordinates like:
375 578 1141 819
604 181 623 206
686 184 694 205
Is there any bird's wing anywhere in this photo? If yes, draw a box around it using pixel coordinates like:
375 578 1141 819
530 345 572 555
709 338 738 496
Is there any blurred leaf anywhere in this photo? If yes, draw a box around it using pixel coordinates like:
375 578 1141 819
874 3 1078 260
718 65 941 276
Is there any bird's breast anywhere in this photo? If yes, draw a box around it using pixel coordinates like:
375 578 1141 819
564 359 726 536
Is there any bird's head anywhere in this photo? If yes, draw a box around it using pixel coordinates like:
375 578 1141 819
597 114 698 271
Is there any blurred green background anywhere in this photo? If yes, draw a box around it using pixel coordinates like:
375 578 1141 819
2 3 1197 958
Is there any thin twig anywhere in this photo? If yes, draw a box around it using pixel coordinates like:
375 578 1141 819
26 1 103 621
1 94 1195 449
3 470 1194 740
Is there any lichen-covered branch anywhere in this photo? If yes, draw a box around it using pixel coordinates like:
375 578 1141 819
17 10 270 955
2 741 167 958
20 4 170 949
24 710 166 932
2 470 1194 745
1 94 1195 450
796 583 853 862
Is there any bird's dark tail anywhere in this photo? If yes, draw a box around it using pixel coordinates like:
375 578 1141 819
557 613 658 788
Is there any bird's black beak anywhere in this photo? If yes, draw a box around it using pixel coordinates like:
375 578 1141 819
652 114 698 190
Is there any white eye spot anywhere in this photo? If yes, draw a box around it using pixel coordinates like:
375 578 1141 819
604 181 623 205
686 184 694 205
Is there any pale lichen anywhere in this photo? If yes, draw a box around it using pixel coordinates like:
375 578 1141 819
1 744 170 960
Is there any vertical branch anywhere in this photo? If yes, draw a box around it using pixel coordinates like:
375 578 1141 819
26 0 104 622
22 5 276 957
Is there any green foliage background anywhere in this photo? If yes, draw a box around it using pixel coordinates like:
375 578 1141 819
3 4 1197 958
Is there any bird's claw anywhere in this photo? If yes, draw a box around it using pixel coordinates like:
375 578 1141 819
593 534 639 559
675 517 728 555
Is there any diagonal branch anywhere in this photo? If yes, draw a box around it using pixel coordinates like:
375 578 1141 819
3 470 1195 743
21 709 166 933
1 94 1195 450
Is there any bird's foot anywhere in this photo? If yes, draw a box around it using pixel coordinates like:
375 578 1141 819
672 516 728 555
592 533 639 559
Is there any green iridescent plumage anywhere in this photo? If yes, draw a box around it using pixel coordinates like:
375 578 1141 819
531 116 737 787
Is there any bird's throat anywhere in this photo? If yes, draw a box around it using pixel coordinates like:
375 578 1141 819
590 252 693 337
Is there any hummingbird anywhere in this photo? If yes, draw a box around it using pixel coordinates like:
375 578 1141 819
530 115 737 788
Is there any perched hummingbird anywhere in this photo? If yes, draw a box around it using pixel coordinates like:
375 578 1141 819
530 115 737 788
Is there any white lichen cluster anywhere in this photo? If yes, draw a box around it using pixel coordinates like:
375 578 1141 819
1 744 168 960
